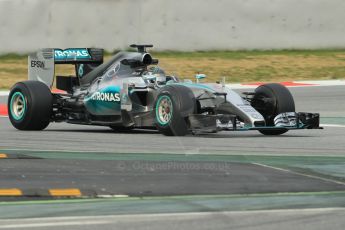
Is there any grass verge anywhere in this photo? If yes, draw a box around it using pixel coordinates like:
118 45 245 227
1 49 345 89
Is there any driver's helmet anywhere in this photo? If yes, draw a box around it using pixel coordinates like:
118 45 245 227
149 66 166 85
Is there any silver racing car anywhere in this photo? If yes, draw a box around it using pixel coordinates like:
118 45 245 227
8 44 321 136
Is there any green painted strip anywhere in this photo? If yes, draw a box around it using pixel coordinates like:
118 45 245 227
1 192 345 219
1 191 345 206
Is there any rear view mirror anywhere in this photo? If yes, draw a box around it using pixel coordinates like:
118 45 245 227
195 74 206 83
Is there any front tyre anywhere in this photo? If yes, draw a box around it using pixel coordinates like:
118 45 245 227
252 83 295 135
154 85 195 136
8 81 52 130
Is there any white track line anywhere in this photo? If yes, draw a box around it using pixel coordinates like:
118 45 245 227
0 208 345 229
0 220 111 229
96 194 129 198
229 80 345 89
252 162 345 186
295 80 345 86
0 91 9 96
321 124 345 128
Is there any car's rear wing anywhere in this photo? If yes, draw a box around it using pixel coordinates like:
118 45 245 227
28 48 103 88
54 48 103 64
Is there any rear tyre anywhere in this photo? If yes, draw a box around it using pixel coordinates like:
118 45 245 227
154 85 196 136
8 81 52 130
252 83 295 135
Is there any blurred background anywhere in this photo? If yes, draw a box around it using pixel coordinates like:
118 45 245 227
0 2 345 228
1 0 345 89
1 0 345 53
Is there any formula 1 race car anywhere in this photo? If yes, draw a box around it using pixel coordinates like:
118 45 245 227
8 44 320 136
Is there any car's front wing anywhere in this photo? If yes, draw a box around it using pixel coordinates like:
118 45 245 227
188 112 321 133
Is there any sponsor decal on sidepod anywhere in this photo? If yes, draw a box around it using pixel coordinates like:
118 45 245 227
90 92 120 102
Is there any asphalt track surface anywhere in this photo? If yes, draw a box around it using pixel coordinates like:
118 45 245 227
0 86 344 195
0 86 344 155
1 158 344 197
0 85 344 229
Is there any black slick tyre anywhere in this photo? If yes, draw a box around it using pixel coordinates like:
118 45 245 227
8 81 52 130
154 85 195 136
252 83 295 135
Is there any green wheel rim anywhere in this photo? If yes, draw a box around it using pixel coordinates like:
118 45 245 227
10 91 26 121
156 95 173 126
